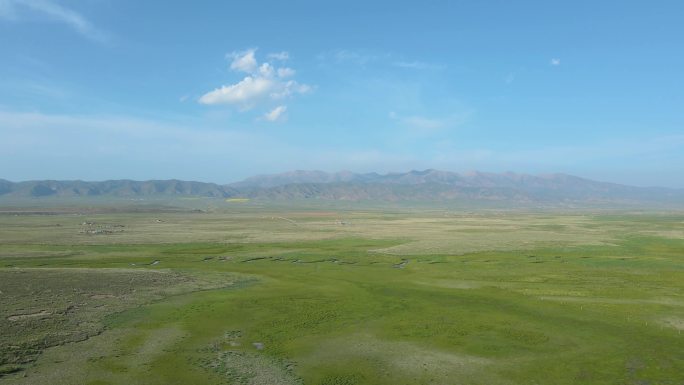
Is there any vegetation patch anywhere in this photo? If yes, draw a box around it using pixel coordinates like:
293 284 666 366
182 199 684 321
0 267 244 376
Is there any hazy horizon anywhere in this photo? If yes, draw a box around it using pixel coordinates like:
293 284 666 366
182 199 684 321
1 1 683 187
2 168 683 190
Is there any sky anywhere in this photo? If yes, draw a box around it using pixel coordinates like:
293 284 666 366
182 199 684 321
0 0 683 187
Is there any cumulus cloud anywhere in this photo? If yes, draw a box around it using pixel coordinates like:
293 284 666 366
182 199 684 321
0 0 107 42
258 62 275 77
199 48 311 118
199 75 311 109
228 48 258 73
269 80 311 99
199 76 273 107
263 105 287 122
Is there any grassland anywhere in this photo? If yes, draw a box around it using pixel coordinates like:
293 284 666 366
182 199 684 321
1 201 683 384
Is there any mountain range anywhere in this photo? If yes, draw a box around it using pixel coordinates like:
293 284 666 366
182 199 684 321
1 170 682 205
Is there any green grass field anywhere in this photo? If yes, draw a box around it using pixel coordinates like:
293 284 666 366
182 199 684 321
1 203 683 384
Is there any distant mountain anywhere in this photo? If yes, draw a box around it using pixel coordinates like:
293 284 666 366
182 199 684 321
1 170 683 205
228 169 684 205
228 170 372 188
0 179 235 198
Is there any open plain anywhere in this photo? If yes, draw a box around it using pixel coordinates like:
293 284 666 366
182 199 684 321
1 200 683 384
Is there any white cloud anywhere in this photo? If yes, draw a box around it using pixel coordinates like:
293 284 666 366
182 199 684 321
550 58 561 66
267 51 289 61
277 67 295 78
263 105 287 122
258 62 275 77
0 0 107 42
269 80 311 99
228 48 258 73
199 76 311 108
199 76 274 107
200 49 312 112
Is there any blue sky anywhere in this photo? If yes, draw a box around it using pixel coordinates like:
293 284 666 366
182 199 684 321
1 0 682 186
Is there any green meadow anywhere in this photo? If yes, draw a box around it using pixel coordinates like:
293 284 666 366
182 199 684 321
1 203 683 384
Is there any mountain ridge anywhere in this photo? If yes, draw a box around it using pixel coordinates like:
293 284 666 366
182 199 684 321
1 170 682 205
